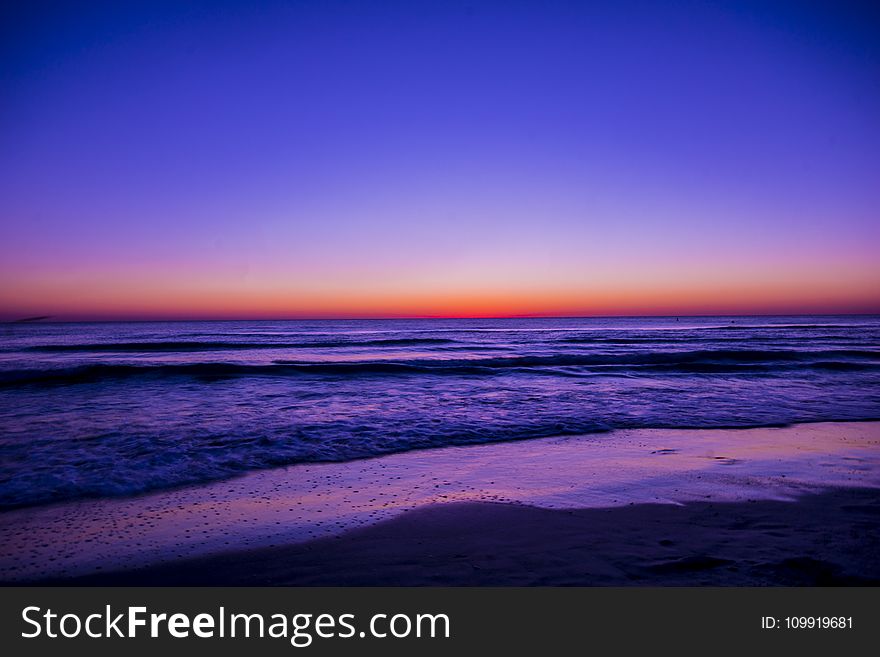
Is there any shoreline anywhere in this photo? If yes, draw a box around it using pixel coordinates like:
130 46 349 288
6 416 878 514
1 420 879 584
40 486 880 586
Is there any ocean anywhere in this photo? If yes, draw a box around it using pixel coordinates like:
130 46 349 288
1 316 879 510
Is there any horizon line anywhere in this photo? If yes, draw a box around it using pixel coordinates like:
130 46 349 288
4 311 880 324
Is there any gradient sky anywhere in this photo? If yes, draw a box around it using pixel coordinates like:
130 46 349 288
1 0 878 319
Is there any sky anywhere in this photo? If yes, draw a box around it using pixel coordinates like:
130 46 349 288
1 0 878 319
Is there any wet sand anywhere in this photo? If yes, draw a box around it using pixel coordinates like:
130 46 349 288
50 487 880 586
1 421 879 585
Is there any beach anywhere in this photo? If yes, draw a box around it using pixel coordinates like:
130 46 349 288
3 0 880 609
2 421 878 585
2 317 879 586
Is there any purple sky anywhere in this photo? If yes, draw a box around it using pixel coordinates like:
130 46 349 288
1 0 878 318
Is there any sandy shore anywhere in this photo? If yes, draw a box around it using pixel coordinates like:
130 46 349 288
51 487 880 586
1 421 879 585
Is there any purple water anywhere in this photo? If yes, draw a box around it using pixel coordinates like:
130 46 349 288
1 316 879 509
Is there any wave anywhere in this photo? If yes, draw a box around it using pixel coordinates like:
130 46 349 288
4 416 880 510
703 323 864 330
0 419 617 510
23 337 459 352
0 362 500 385
274 349 880 374
3 348 878 386
558 335 877 345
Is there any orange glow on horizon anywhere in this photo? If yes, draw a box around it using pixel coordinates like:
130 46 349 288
3 276 879 321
